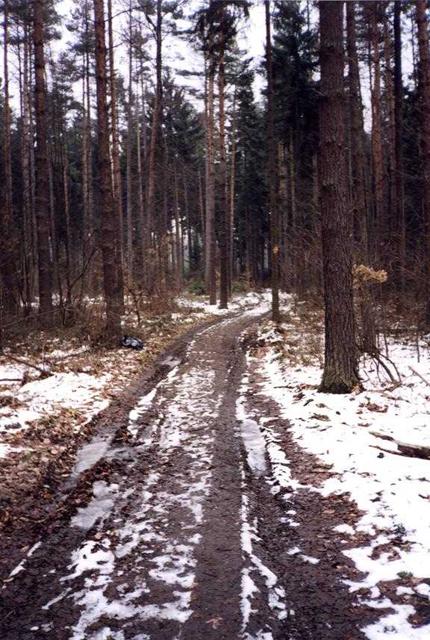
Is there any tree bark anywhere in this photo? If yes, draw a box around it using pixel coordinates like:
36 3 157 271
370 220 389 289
347 1 377 354
126 0 134 282
393 0 405 291
33 0 53 326
1 0 18 324
146 0 163 292
265 0 280 323
415 0 430 325
107 0 124 311
218 49 229 310
369 2 384 263
205 60 217 304
94 0 121 335
318 0 359 393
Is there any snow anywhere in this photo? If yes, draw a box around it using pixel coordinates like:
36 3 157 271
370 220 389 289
8 542 41 578
237 385 267 477
257 319 430 639
176 289 292 318
71 481 118 530
0 443 20 459
0 370 109 433
72 435 113 477
240 488 288 634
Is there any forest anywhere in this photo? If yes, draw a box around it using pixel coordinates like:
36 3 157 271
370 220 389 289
0 1 429 639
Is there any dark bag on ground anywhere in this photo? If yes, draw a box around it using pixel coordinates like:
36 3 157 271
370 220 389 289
121 335 144 350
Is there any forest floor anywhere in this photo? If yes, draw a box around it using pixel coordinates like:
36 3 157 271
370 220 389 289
0 293 429 639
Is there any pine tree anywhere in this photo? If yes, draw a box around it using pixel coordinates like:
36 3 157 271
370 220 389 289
415 0 430 326
33 0 54 326
94 0 121 335
318 0 359 394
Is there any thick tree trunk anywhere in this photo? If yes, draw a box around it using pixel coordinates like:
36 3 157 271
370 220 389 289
94 0 121 335
265 0 280 323
33 0 53 326
416 0 430 326
318 0 359 394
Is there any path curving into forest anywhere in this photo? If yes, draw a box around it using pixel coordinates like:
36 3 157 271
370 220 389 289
0 310 375 640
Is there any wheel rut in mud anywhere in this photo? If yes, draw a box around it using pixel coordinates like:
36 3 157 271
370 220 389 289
0 310 376 639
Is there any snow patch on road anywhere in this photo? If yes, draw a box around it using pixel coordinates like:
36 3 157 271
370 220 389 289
71 481 118 530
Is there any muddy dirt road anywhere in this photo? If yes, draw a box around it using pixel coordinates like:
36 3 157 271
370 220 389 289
0 310 375 639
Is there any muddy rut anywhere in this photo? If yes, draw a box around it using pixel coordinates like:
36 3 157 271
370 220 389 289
0 310 375 639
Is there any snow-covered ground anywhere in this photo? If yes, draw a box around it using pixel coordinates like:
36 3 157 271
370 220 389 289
176 289 285 318
256 311 430 639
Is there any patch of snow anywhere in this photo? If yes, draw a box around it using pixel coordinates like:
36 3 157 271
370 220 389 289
71 481 118 530
72 435 113 477
363 600 430 640
300 554 320 565
8 542 41 578
334 523 355 536
0 443 20 459
0 371 109 437
237 394 267 477
416 583 430 598
396 586 414 596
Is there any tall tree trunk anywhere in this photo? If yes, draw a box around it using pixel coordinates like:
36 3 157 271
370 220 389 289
33 0 53 326
347 1 377 354
416 0 430 326
218 50 228 309
1 0 18 328
229 94 237 288
205 60 217 304
265 0 280 322
126 0 134 282
346 1 368 255
94 0 121 335
383 7 396 268
369 3 384 264
107 0 124 311
135 88 145 283
393 0 405 292
81 0 94 297
18 35 32 312
146 0 163 292
318 0 359 394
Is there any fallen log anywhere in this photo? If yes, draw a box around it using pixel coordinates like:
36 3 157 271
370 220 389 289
370 432 430 461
